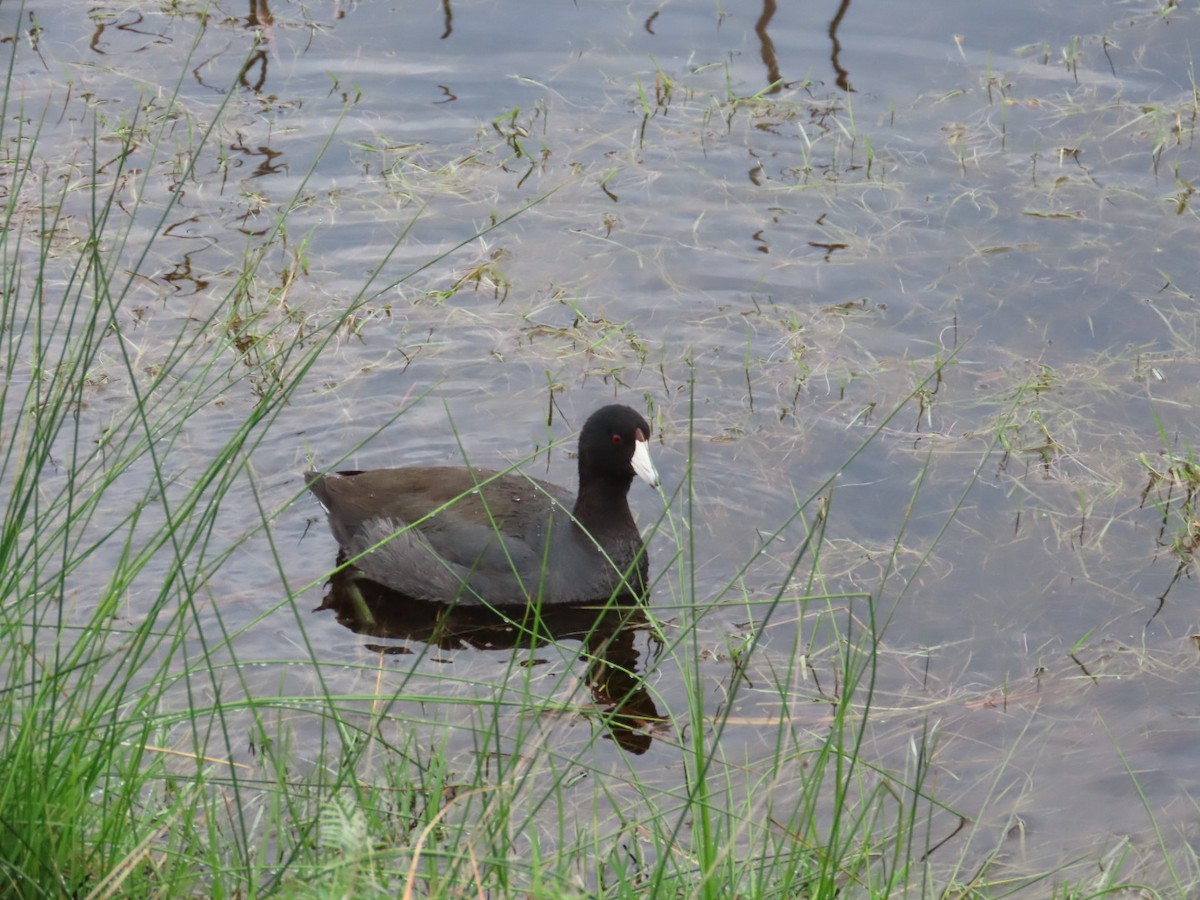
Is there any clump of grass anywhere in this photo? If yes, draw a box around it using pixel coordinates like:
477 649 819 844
0 21 386 892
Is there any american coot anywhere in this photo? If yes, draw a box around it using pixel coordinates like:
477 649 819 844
305 404 660 605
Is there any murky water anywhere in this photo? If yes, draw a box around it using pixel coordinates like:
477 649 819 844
6 0 1200 887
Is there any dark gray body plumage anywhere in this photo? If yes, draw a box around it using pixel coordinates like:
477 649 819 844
306 466 647 605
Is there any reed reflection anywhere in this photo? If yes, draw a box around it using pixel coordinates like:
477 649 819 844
750 0 856 94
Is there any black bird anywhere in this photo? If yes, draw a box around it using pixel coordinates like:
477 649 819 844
305 404 660 605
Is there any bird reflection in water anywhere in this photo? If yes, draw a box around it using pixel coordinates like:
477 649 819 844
317 564 667 755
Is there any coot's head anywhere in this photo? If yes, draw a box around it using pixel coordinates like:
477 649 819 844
577 404 660 489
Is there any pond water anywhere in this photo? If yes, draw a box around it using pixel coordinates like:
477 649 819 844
5 0 1200 888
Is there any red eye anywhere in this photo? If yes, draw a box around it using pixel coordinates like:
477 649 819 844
611 434 623 445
